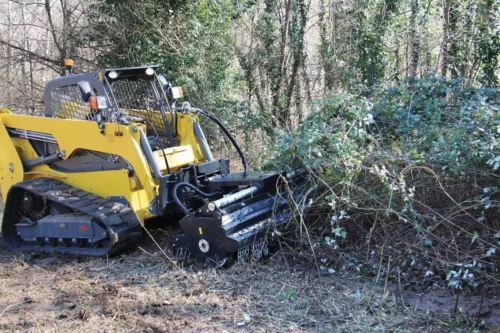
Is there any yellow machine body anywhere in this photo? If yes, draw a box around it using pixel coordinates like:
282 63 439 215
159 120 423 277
0 108 208 224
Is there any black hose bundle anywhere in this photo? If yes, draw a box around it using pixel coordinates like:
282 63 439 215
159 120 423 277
171 105 249 215
197 109 249 174
173 182 220 215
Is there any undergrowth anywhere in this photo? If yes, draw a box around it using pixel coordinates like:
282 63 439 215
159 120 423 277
264 74 500 293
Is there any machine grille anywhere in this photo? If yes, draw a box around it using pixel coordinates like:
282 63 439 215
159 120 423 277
50 84 99 121
105 79 173 147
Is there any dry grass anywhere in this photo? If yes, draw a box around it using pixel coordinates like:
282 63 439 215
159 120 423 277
0 229 497 333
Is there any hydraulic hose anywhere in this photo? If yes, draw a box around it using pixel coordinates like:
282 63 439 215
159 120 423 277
173 182 220 215
197 108 249 174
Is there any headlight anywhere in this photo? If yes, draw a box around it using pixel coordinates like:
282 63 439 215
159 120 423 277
108 70 119 79
145 67 155 76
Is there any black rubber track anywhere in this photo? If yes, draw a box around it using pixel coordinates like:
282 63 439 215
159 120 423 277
2 177 142 256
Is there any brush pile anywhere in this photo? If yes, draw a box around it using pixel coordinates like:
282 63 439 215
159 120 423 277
265 74 500 290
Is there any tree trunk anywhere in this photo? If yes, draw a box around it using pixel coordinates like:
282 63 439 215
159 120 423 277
271 0 292 126
448 0 460 78
6 0 12 107
21 2 29 114
45 0 65 74
409 0 420 77
479 0 499 87
441 0 452 76
284 0 307 127
319 0 334 94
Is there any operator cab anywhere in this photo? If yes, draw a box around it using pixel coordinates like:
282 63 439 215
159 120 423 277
45 60 185 150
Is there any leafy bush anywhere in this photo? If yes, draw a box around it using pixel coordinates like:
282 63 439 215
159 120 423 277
374 74 500 173
264 75 500 288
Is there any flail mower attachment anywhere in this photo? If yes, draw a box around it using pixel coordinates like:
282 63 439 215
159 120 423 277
171 170 307 264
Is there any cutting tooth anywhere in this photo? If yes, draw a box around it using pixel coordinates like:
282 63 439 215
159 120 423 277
238 245 250 264
252 238 264 261
262 237 269 256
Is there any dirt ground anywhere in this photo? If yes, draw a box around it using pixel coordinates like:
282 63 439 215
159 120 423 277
0 231 498 333
0 194 499 332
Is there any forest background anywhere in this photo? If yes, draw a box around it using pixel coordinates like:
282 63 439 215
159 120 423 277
0 0 500 294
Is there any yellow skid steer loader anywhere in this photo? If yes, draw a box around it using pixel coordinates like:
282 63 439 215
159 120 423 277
0 61 305 264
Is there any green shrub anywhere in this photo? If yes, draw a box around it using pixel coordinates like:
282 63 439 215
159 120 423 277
373 74 500 173
265 75 500 287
